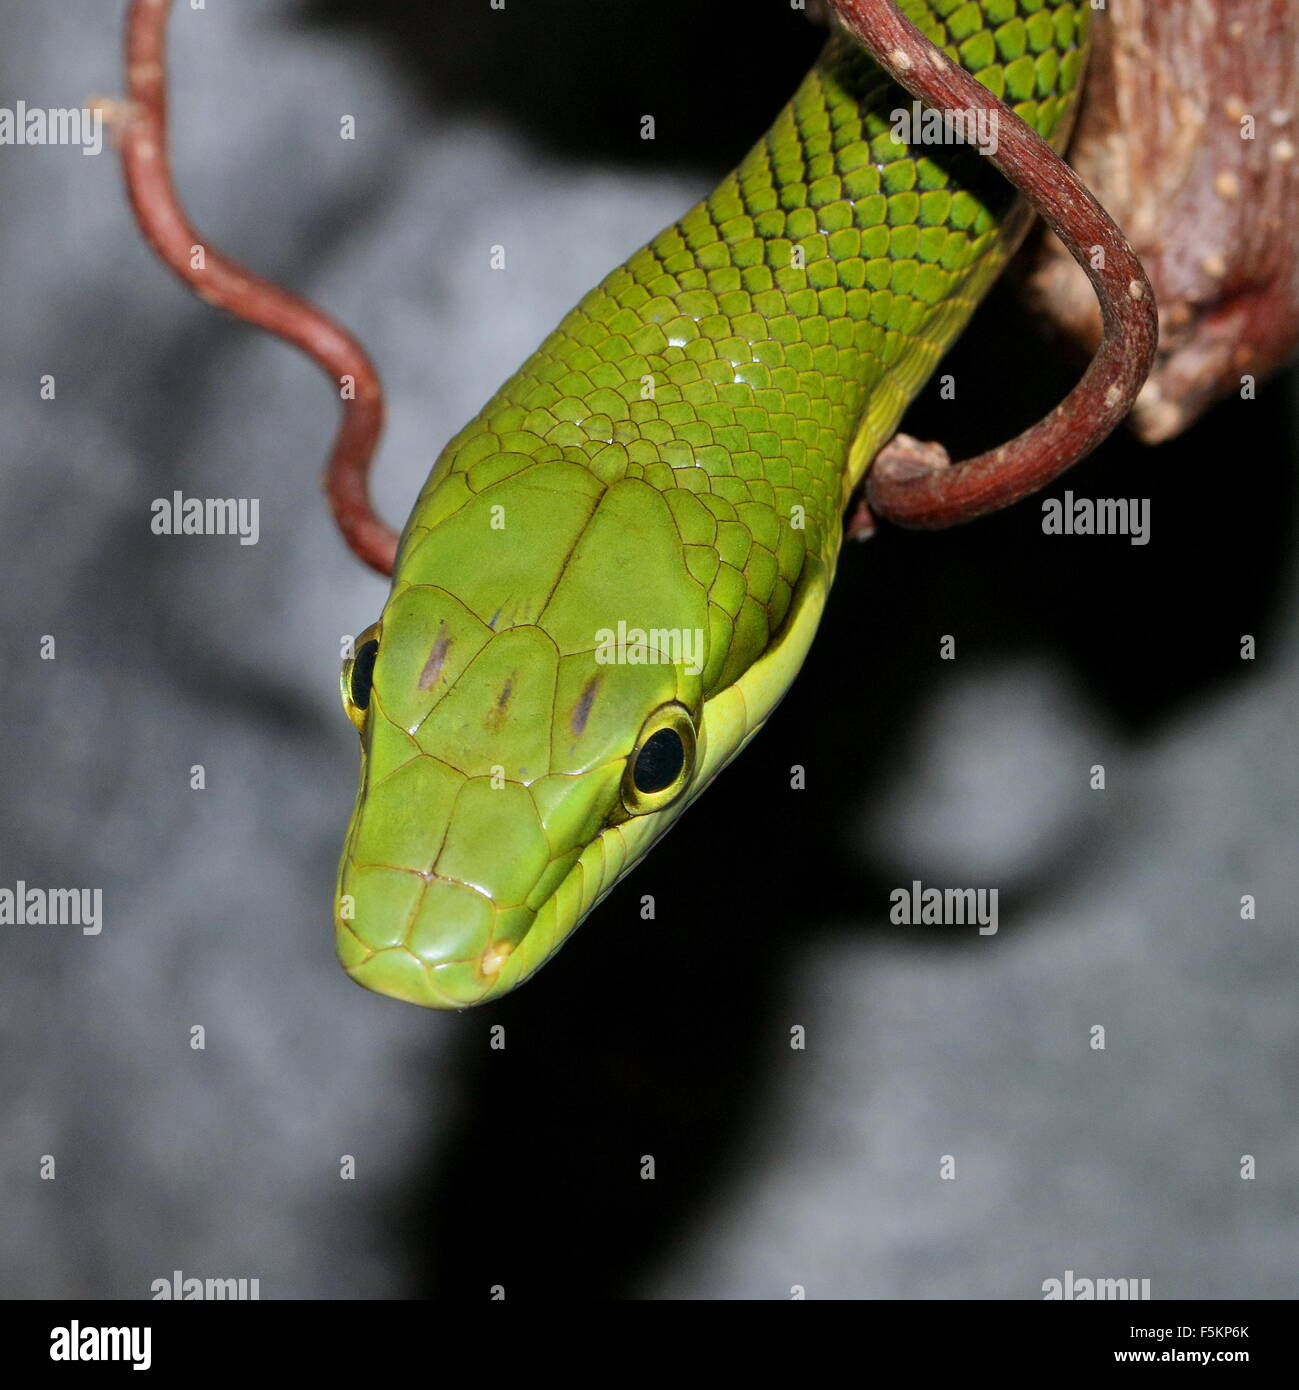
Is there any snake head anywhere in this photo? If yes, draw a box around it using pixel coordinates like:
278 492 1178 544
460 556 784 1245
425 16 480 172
334 470 731 1008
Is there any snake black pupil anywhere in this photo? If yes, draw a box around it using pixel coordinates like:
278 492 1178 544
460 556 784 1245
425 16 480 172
350 640 379 711
634 728 685 794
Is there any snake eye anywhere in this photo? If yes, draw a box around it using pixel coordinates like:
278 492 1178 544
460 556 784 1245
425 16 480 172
634 729 685 793
341 622 381 733
621 702 696 815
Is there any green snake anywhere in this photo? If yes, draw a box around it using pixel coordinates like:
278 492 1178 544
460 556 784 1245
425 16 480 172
336 0 1092 1008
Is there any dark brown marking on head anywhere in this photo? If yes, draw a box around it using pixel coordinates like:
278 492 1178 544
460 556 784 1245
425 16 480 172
417 622 452 691
570 674 601 737
484 676 515 733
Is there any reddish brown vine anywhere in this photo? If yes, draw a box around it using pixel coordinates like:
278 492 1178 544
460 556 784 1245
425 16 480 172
117 0 397 575
832 0 1159 532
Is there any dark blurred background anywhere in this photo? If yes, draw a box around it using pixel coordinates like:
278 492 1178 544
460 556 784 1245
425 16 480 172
1 0 1296 1299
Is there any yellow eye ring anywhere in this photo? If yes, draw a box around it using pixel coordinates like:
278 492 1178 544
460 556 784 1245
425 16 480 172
340 621 382 734
620 702 697 816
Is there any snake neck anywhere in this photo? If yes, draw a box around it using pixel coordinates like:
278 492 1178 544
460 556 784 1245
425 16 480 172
399 7 1091 702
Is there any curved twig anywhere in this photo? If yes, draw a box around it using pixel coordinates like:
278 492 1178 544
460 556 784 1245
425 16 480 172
117 0 397 575
832 0 1159 531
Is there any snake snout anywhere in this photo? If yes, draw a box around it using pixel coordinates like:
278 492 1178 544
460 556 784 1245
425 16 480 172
335 869 539 1009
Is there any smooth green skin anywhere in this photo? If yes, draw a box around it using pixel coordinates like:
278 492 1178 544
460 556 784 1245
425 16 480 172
336 0 1091 1008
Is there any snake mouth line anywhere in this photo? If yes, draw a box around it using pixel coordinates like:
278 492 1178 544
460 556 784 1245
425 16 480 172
335 828 613 1009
